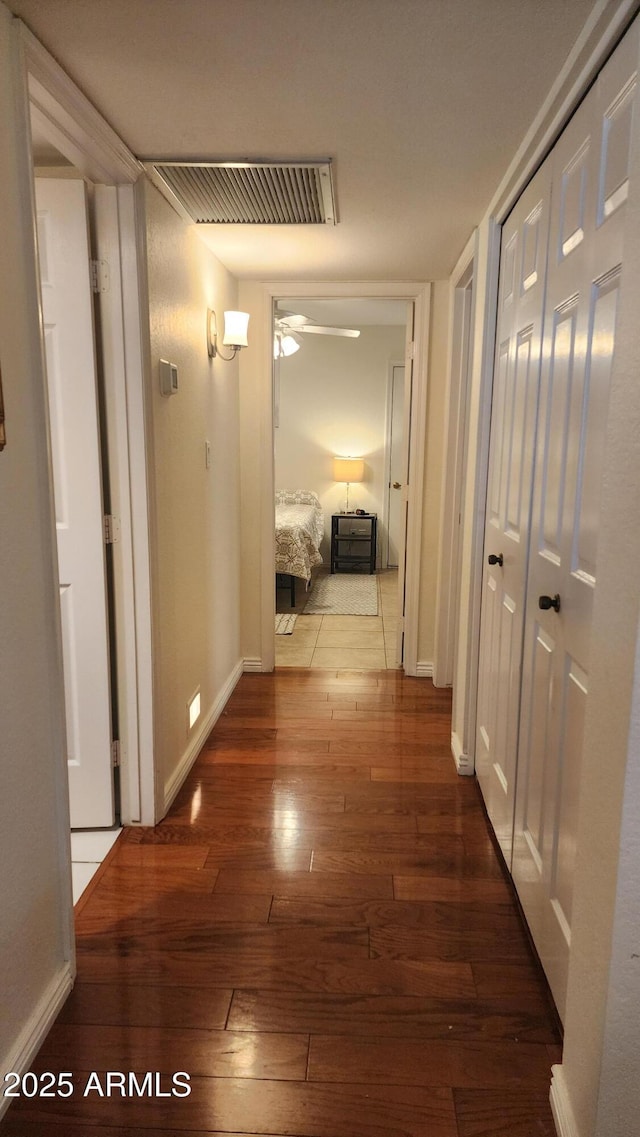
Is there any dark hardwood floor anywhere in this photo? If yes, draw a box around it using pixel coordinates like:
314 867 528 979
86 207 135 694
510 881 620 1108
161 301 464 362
2 670 561 1137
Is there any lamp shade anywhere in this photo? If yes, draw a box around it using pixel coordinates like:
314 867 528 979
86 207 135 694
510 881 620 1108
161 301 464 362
223 310 250 347
333 456 364 483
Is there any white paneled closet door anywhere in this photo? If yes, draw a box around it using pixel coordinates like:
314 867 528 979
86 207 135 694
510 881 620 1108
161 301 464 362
512 20 639 1022
475 166 551 863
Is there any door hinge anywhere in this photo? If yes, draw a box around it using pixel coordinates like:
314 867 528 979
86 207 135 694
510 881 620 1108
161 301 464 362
111 740 121 767
104 514 121 544
90 258 110 293
407 341 416 360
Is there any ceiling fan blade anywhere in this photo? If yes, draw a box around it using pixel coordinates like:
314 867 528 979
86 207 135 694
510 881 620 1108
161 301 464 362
297 325 361 337
276 312 309 328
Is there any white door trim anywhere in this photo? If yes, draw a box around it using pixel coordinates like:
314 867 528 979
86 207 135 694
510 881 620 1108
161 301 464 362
433 234 475 689
452 219 502 775
17 22 154 825
253 281 430 677
383 358 405 569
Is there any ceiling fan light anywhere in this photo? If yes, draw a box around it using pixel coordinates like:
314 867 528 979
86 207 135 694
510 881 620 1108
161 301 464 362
280 334 300 357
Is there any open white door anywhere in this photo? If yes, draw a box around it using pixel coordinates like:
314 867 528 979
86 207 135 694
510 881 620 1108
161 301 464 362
393 309 414 666
35 177 115 829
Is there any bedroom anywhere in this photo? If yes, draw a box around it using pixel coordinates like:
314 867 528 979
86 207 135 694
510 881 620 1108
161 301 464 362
273 297 409 670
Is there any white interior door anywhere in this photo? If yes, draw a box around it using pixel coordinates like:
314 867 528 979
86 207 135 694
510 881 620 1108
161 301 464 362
511 22 638 1020
36 177 115 829
386 363 404 566
393 310 415 667
475 164 551 862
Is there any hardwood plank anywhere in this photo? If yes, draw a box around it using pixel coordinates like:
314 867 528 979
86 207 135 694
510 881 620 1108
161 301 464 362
76 890 272 928
56 983 233 1030
269 896 515 929
454 1088 557 1136
204 737 330 754
330 740 461 757
471 963 557 1003
75 865 219 895
33 1023 308 1081
170 787 346 815
75 923 369 958
228 990 557 1042
370 765 460 784
7 1077 457 1137
214 868 394 899
307 1035 554 1087
394 876 513 903
202 849 313 872
74 951 472 997
0 1128 290 1137
369 912 531 963
110 845 210 869
312 849 505 879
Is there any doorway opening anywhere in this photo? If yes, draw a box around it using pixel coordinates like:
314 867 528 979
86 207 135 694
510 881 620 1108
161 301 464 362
273 297 410 670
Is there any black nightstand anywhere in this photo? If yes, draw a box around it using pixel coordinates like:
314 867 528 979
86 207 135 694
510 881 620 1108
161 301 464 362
331 514 377 574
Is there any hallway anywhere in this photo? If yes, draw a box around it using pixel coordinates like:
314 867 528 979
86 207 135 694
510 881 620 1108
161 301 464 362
3 669 560 1136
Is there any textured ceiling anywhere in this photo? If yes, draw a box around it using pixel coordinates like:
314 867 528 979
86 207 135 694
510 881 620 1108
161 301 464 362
10 0 597 280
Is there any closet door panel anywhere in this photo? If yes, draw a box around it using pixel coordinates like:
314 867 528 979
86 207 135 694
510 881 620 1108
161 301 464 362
512 19 638 1021
476 167 551 864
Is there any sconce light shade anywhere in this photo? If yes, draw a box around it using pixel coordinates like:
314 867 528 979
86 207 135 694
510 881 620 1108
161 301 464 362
333 456 364 484
207 308 250 360
223 310 250 348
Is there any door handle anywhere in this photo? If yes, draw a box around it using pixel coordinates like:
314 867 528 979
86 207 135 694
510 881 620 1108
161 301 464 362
488 553 503 566
539 594 561 613
392 481 401 489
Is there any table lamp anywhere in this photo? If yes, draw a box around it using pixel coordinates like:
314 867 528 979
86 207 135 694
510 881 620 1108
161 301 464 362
333 456 364 513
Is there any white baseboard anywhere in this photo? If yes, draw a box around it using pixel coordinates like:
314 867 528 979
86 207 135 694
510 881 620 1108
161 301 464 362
163 659 243 814
0 964 74 1120
243 657 264 673
415 660 434 677
550 1065 578 1137
451 730 474 775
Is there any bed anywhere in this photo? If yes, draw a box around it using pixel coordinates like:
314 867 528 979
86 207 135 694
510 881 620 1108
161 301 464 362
275 490 324 606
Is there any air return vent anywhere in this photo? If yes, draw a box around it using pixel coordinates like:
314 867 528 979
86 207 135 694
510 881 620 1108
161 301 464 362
144 161 336 225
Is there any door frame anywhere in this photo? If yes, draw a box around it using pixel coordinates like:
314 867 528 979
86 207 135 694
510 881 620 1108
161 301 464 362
18 21 155 826
433 237 475 693
383 358 406 570
250 281 430 676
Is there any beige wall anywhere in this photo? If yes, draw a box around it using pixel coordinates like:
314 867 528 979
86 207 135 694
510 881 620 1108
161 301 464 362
144 181 242 806
275 325 406 563
417 280 449 668
0 0 73 1085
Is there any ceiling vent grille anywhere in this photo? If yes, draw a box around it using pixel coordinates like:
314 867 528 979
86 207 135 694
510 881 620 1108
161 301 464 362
145 161 336 225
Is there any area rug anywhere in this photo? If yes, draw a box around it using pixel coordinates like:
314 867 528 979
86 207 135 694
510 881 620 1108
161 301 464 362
275 613 298 635
303 574 378 616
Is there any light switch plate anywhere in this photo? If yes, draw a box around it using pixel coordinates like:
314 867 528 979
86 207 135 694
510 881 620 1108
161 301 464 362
159 358 178 396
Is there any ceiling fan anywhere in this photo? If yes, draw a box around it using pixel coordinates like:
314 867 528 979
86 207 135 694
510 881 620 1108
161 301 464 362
274 310 361 358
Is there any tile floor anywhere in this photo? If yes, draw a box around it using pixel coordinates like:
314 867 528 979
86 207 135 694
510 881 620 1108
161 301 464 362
276 568 399 669
70 828 121 904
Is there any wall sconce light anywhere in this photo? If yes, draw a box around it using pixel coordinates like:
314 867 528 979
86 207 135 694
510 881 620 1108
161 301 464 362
207 309 250 361
333 455 365 514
